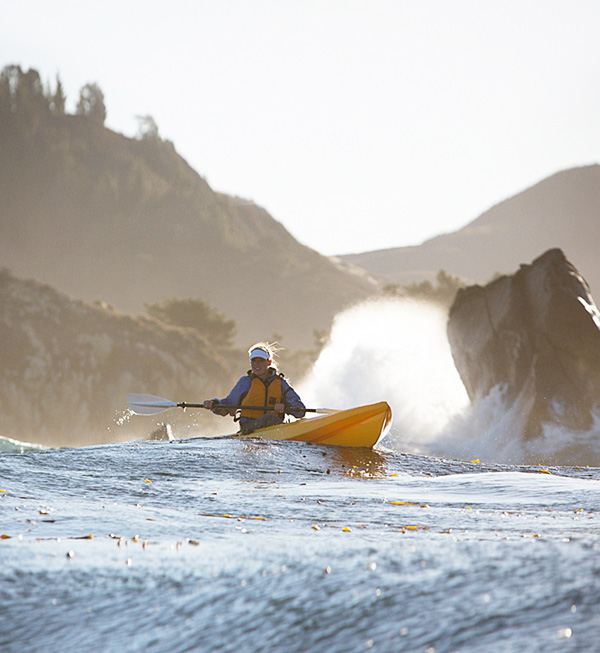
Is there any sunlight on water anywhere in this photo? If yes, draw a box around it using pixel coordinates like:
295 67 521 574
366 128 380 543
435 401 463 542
298 298 469 446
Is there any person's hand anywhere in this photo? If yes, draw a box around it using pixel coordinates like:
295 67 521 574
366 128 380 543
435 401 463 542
203 400 214 410
274 402 285 414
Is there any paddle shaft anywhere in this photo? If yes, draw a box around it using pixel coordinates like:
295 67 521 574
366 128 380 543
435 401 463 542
183 403 311 413
126 394 334 416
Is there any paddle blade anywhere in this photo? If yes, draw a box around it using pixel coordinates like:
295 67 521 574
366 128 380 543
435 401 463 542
127 393 178 415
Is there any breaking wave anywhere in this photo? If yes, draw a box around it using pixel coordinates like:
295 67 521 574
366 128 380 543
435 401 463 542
298 297 600 465
298 297 469 446
0 435 50 454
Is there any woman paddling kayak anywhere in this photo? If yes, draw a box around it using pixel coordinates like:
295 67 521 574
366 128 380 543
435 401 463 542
203 342 306 435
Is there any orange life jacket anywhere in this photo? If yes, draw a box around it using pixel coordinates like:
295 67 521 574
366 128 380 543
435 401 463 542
240 374 284 420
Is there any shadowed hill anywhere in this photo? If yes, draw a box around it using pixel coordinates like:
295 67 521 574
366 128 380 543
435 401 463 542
0 66 375 349
342 164 600 297
0 268 236 446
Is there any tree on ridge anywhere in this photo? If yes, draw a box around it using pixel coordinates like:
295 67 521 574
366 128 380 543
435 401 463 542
76 82 107 124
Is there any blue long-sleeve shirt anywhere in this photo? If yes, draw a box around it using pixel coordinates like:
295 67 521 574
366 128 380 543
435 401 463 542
213 370 306 425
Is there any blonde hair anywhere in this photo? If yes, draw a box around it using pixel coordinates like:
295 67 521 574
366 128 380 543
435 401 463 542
248 341 282 371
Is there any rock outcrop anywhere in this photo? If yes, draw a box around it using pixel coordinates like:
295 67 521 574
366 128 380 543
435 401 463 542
447 249 600 462
0 269 234 446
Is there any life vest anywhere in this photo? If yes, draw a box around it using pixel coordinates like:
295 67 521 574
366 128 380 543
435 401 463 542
240 373 284 420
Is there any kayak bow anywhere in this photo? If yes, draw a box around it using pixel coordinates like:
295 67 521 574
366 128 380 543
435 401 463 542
240 402 392 448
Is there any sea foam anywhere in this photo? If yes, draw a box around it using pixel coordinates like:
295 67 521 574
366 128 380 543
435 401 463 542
298 297 469 447
298 297 600 465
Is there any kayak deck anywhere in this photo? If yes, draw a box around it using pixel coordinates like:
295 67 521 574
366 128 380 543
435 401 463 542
238 401 392 448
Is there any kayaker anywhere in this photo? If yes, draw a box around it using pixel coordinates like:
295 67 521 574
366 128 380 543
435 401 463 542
203 342 306 434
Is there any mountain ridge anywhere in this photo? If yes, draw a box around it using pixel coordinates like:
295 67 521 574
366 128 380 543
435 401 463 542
341 164 600 296
0 66 376 350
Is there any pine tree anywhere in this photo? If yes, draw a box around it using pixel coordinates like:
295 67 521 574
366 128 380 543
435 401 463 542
50 74 66 115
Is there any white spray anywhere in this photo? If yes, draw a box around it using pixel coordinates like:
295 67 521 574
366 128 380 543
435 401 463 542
297 298 470 450
298 297 600 465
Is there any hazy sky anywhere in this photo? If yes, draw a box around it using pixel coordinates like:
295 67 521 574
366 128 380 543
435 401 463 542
2 1 598 255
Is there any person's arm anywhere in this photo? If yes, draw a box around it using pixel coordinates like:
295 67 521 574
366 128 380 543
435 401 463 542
204 377 250 416
281 380 306 418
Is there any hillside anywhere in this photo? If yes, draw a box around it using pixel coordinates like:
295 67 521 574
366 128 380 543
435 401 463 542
342 165 600 298
0 66 376 350
0 268 237 446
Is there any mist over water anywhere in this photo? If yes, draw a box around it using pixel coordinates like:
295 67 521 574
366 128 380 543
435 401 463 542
298 298 470 450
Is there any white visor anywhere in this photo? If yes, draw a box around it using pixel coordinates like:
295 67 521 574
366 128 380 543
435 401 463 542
249 349 270 361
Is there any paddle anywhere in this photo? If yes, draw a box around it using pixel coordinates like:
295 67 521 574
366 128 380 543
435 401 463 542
127 393 336 417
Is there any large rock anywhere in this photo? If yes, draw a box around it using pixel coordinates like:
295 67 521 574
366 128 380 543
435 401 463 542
0 269 234 446
447 249 600 461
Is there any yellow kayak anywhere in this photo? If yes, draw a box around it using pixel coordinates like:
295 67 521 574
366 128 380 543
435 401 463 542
126 394 392 449
239 401 392 448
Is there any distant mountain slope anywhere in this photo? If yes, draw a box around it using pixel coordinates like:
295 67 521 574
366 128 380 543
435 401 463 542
0 68 375 349
342 165 600 297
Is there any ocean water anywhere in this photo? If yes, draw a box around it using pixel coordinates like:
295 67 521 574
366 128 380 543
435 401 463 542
1 437 599 652
2 298 600 651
